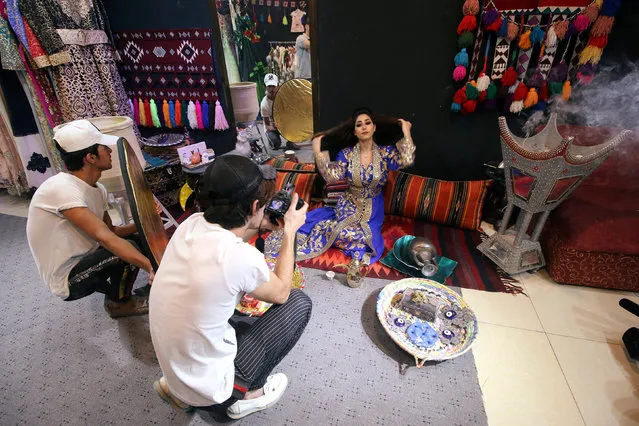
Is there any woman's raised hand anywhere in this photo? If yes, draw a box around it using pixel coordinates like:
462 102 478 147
312 134 325 154
398 119 412 136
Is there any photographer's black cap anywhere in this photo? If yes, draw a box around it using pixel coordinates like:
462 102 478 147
201 155 264 205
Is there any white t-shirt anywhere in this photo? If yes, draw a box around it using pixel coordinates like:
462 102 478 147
26 173 108 299
290 9 306 33
260 96 274 126
149 213 270 406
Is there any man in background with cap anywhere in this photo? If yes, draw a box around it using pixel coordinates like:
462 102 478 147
261 73 299 151
26 119 154 318
149 155 312 419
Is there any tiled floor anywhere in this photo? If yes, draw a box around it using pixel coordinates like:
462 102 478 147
2 190 639 425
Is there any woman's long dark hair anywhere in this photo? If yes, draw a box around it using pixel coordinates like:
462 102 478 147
316 108 403 160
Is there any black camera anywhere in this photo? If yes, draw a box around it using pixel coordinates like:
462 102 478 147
265 184 305 225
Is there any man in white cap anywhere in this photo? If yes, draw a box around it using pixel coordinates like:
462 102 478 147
26 119 154 318
260 73 299 151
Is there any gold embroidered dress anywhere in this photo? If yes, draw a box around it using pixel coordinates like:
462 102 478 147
267 138 415 265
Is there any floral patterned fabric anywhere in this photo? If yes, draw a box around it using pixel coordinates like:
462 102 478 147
0 15 22 70
0 110 28 195
267 141 414 266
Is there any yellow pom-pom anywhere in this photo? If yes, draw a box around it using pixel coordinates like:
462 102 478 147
579 45 603 65
518 31 532 50
524 88 538 108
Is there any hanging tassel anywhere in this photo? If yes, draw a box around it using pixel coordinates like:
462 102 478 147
585 4 600 23
561 80 572 101
540 82 549 101
506 22 519 42
549 81 564 96
457 15 478 35
260 13 264 23
509 100 524 113
150 99 161 128
157 103 166 128
518 30 532 50
458 31 475 49
169 101 177 128
202 101 210 128
554 20 569 40
214 100 230 131
530 26 545 44
482 9 499 27
591 16 614 37
267 8 272 24
548 62 569 83
451 102 462 113
523 88 538 108
181 101 189 127
501 67 518 86
462 0 480 16
133 99 140 125
498 19 509 37
175 100 182 127
477 73 491 91
163 100 171 129
513 82 529 101
577 64 597 84
283 14 288 26
128 99 134 117
465 81 479 100
486 82 497 100
546 26 558 47
567 21 579 37
588 35 608 48
574 14 590 32
461 99 477 114
504 93 514 111
451 87 467 113
528 71 544 88
138 99 146 127
454 48 469 67
601 0 621 17
486 16 502 32
144 100 152 128
579 45 603 64
187 101 197 129
196 101 204 129
453 65 467 82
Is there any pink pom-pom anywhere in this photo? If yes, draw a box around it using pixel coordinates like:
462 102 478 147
453 65 467 82
574 14 590 32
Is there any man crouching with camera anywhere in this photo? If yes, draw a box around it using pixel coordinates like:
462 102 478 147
149 155 311 419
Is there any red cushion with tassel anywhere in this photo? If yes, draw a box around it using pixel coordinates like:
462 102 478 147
501 67 518 86
513 82 528 101
457 15 478 35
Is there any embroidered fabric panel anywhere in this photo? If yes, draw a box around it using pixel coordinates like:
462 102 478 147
114 29 218 102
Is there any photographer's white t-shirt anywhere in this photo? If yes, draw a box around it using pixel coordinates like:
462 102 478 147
149 213 270 406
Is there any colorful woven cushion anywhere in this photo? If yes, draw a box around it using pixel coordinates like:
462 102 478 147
383 171 490 230
265 158 316 173
275 171 316 204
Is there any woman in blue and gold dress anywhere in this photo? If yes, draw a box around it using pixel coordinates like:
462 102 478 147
269 108 415 287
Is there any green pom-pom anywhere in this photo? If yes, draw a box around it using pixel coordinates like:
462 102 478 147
465 83 479 100
486 82 497 100
549 82 563 96
458 31 475 49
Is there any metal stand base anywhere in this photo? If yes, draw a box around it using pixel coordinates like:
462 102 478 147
477 233 546 275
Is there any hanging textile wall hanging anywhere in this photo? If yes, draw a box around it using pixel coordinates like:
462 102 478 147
114 29 223 130
450 0 621 115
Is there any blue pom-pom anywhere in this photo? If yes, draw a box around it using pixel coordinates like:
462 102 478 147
533 101 547 111
497 19 509 37
451 102 461 113
531 26 545 44
601 0 621 16
454 48 469 67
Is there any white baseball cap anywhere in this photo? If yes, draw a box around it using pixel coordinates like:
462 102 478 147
54 119 119 153
264 73 279 87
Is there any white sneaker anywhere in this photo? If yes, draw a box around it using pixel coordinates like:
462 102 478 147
226 373 288 419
